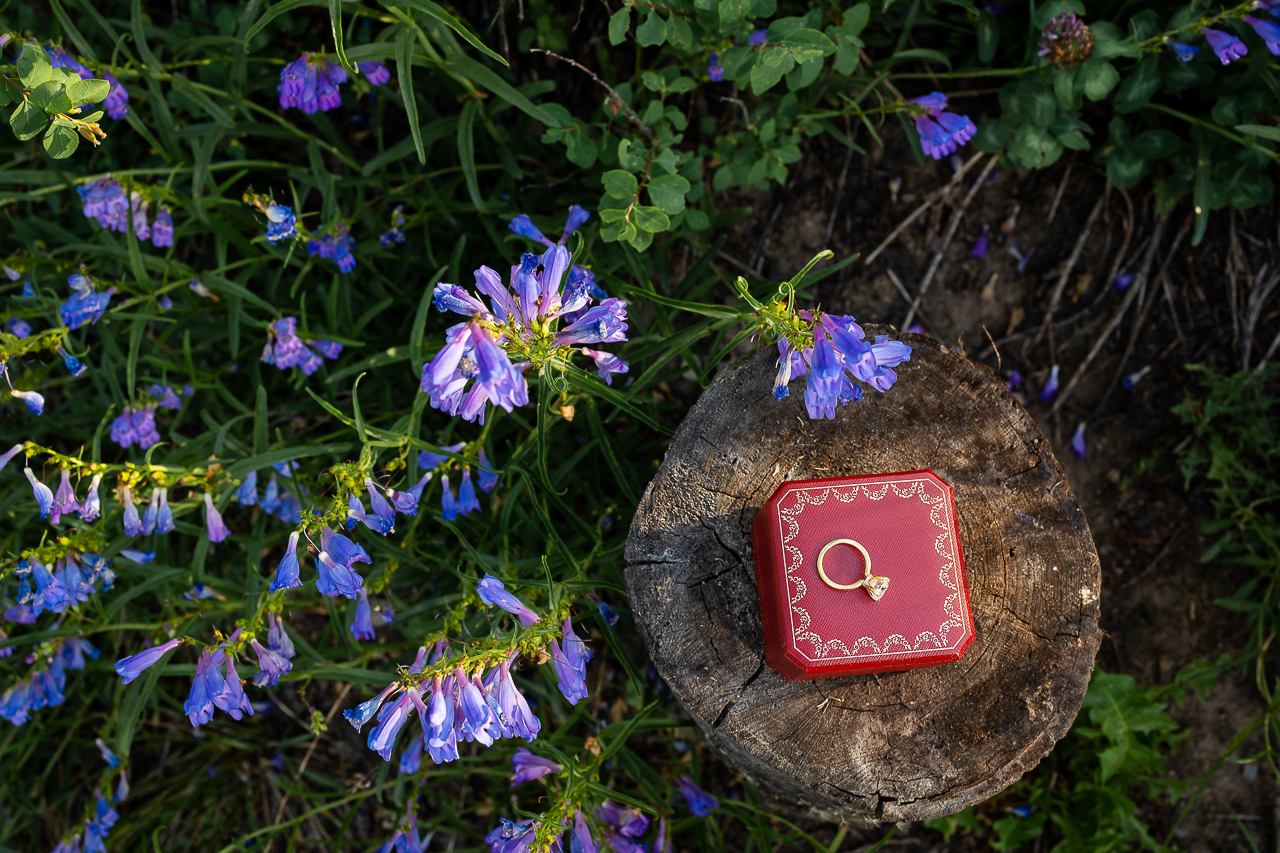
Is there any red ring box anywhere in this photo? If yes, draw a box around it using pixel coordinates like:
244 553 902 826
751 470 975 680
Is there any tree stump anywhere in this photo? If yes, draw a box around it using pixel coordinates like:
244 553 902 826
624 333 1101 823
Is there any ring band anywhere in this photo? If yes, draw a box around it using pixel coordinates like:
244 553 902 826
816 538 890 601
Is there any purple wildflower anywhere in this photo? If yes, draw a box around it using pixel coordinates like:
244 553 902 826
1038 13 1095 68
204 493 229 543
114 637 182 684
476 575 541 626
25 467 54 519
270 531 304 592
1069 422 1087 459
237 470 259 505
709 52 724 82
151 205 174 247
351 589 376 641
7 317 30 337
675 776 720 816
51 470 81 525
1203 28 1248 64
359 61 391 86
1166 38 1199 62
1245 16 1280 54
549 618 591 704
1122 365 1151 389
971 225 989 258
1039 365 1060 401
77 176 128 231
264 202 296 243
909 92 977 160
278 53 348 113
511 747 561 785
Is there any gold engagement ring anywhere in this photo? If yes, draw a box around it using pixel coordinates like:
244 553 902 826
816 538 890 601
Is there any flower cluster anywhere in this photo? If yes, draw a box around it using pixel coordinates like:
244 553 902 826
418 445 500 520
278 54 347 113
260 317 342 375
278 54 392 113
110 406 161 449
243 192 298 243
905 93 976 161
46 44 130 119
380 204 406 246
1037 13 1094 68
61 273 115 331
423 241 628 424
772 312 912 419
307 223 357 272
50 789 121 853
0 636 99 724
507 205 603 309
344 577 592 768
77 176 172 246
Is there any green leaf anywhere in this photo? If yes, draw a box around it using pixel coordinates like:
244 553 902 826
1236 124 1280 143
1079 59 1119 102
977 11 998 64
1106 149 1148 189
0 85 11 107
1053 65 1081 111
169 73 235 128
667 15 693 49
602 169 638 199
443 55 561 128
1133 129 1178 160
457 99 486 213
636 11 667 47
782 28 835 59
883 47 951 70
329 0 356 73
646 174 691 214
42 121 80 158
1090 21 1142 59
17 41 53 89
29 81 72 115
66 78 110 108
225 444 353 480
253 385 268 455
243 0 326 50
608 7 631 45
1113 54 1161 114
751 51 791 94
9 101 51 142
632 205 670 233
396 28 425 165
1010 124 1063 168
391 0 507 65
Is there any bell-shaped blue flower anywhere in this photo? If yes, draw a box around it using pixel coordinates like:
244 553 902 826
25 467 53 519
114 637 182 684
156 488 175 533
344 682 400 732
269 531 303 592
351 589 375 641
476 574 541 626
204 493 229 543
316 549 363 599
457 469 481 515
237 470 258 505
362 477 396 534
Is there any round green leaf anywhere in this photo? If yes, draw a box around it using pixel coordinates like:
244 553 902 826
30 81 72 115
42 122 80 159
632 205 670 233
602 169 638 200
16 41 53 89
635 11 667 47
1080 59 1119 102
646 174 691 215
9 100 51 142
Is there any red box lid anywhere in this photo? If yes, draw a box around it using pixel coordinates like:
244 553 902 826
751 470 975 680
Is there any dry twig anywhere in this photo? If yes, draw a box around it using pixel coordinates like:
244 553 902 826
530 49 654 140
1050 212 1171 416
862 151 987 267
902 153 999 328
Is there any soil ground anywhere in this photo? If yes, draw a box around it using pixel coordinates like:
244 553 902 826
698 125 1280 851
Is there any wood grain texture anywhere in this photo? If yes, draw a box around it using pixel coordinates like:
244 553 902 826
624 333 1101 823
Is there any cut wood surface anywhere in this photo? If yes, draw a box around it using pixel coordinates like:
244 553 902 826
624 332 1101 823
